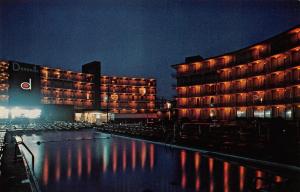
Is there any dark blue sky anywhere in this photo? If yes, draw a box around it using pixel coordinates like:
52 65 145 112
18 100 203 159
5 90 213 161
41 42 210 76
1 0 300 98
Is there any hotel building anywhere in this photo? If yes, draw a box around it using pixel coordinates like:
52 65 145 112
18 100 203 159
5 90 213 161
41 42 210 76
100 76 156 116
172 25 300 121
0 60 157 121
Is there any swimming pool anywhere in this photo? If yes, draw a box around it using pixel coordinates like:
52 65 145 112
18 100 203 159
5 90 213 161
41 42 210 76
20 130 299 192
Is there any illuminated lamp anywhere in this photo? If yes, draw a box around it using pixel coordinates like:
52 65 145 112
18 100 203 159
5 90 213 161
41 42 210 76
139 87 146 95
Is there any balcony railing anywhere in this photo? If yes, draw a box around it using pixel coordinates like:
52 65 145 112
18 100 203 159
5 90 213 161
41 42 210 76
43 74 93 83
187 96 300 108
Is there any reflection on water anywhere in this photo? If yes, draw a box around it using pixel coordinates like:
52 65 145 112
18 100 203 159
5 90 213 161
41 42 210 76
42 150 48 186
223 162 229 192
86 143 92 176
77 144 82 177
55 149 60 182
256 170 263 190
67 148 71 179
131 141 136 171
209 157 214 192
239 166 245 192
21 131 289 192
194 152 200 191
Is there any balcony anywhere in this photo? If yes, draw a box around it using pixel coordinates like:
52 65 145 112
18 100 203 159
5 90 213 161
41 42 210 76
285 78 300 87
201 90 216 96
217 89 232 95
265 80 285 89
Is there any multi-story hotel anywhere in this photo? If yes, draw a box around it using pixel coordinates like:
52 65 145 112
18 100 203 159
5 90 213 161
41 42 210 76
0 60 157 122
172 25 300 121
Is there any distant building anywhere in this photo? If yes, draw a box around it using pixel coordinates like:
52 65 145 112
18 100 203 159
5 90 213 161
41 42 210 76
172 25 300 121
0 60 157 122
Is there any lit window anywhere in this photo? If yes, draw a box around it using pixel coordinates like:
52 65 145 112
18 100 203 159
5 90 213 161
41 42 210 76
254 109 265 118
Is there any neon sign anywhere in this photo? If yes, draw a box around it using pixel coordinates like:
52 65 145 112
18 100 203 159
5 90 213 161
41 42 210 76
12 62 39 73
20 78 32 90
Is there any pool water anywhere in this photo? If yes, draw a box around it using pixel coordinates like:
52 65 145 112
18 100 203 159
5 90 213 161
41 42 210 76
20 130 296 192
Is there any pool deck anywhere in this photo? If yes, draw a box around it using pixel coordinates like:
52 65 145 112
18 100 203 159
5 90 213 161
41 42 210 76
0 131 32 192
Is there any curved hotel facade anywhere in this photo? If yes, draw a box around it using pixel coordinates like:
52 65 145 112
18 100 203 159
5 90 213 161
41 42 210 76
172 25 300 120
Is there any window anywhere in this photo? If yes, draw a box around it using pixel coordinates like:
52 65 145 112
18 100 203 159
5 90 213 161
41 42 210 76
254 109 265 118
264 109 272 118
236 109 246 117
286 109 293 119
196 98 200 106
284 56 290 65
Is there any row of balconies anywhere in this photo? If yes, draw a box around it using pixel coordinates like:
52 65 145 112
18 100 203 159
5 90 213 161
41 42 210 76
218 58 300 81
177 96 300 108
42 84 156 94
42 87 93 93
101 79 155 87
100 84 156 89
101 105 155 109
108 109 154 113
175 34 300 76
100 103 154 109
100 98 155 102
101 95 156 100
177 78 300 97
41 82 93 91
101 90 156 96
42 93 94 100
41 72 94 83
101 85 156 90
179 89 298 104
177 65 300 87
42 98 93 107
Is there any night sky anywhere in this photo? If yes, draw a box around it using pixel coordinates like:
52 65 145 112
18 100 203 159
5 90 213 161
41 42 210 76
1 0 300 98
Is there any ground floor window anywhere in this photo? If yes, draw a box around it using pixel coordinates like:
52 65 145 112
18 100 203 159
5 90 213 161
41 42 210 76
285 109 293 119
254 109 265 118
236 109 246 118
264 109 272 118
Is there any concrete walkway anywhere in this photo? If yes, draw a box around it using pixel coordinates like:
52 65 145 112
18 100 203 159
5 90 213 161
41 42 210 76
0 132 32 192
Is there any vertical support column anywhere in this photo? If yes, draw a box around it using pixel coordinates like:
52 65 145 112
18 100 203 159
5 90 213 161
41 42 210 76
82 61 101 110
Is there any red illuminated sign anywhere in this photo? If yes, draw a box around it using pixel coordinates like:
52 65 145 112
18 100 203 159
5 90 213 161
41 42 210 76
20 78 32 90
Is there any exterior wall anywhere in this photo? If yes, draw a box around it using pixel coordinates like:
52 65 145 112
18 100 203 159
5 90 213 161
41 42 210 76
100 76 156 114
173 26 300 121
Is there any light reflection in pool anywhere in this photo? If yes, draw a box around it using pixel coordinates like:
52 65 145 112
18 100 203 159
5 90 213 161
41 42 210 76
20 131 289 192
239 166 245 192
